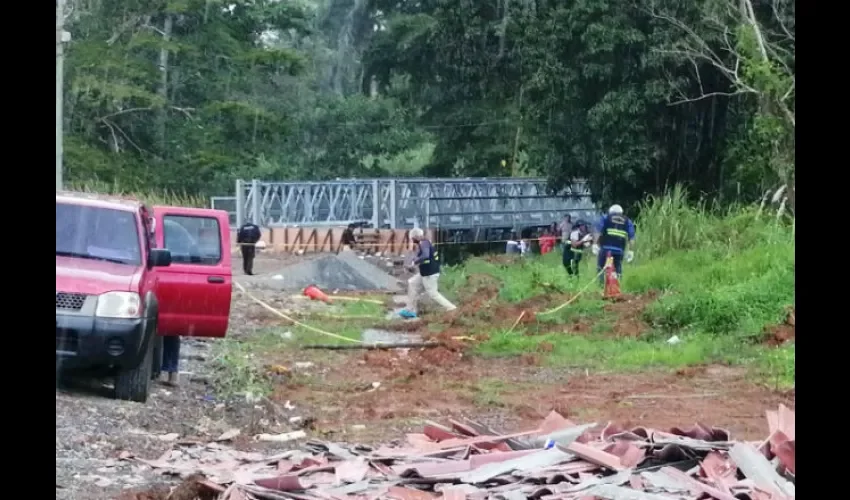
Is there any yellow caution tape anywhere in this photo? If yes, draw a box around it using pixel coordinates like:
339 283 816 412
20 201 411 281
536 267 607 316
233 280 364 344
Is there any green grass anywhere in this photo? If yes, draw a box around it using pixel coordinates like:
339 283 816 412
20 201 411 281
65 180 206 207
208 296 388 398
439 188 795 388
206 187 794 396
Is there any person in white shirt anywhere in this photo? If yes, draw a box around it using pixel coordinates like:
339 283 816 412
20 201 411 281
563 221 592 276
519 238 530 256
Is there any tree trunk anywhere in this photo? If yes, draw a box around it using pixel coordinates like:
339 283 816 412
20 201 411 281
157 14 173 153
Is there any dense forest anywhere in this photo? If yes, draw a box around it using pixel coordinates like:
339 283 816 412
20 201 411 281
60 0 794 209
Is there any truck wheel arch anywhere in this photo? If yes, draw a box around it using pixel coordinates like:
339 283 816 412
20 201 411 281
145 291 163 378
145 291 159 322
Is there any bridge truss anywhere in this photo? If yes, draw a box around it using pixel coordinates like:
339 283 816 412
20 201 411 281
212 178 598 229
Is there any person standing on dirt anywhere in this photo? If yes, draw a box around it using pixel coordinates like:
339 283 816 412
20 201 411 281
399 228 457 319
564 221 592 276
237 221 262 275
592 205 635 282
340 223 357 252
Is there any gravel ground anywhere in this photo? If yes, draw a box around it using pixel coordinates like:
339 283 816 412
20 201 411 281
56 250 424 499
56 339 217 499
55 250 794 498
55 252 345 500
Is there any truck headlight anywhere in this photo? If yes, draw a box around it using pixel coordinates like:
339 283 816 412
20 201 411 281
95 292 142 319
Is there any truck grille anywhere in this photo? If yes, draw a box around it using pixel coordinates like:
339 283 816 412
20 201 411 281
56 292 86 311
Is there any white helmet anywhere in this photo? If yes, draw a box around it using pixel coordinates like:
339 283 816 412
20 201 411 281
409 228 424 240
609 204 624 215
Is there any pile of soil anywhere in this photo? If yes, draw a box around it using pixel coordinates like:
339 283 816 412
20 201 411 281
762 306 795 346
601 292 657 337
262 253 402 292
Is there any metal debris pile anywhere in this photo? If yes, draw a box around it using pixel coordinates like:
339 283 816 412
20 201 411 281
132 405 795 500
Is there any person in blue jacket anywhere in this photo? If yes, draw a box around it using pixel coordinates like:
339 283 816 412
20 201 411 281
591 204 635 282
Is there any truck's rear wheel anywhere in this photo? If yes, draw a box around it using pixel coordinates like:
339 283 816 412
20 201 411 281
114 335 153 403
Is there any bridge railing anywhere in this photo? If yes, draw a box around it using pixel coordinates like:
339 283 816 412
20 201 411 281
426 194 599 229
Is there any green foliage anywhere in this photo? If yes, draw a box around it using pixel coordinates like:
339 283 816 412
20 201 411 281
64 0 433 194
67 180 206 207
439 190 794 385
633 185 791 260
64 0 794 212
360 142 436 176
629 190 794 338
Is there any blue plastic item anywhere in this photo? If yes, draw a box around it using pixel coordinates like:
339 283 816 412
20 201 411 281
398 309 418 319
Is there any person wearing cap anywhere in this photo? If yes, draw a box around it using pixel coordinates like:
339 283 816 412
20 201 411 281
564 220 593 276
592 205 636 282
399 228 457 319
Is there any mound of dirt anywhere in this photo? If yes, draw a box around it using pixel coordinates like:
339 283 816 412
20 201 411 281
260 252 402 291
763 306 795 346
601 292 656 337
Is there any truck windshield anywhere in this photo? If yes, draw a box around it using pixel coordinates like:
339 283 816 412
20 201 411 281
56 202 142 266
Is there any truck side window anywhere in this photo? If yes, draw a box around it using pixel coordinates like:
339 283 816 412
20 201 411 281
163 215 222 265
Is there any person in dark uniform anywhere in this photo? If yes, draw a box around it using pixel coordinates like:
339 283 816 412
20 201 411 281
341 223 357 251
592 204 636 283
237 221 262 275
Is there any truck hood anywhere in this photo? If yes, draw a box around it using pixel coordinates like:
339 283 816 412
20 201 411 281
56 256 141 295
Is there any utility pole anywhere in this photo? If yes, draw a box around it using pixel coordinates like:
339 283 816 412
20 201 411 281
56 0 66 191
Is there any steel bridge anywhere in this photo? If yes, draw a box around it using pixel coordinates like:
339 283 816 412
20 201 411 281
212 178 598 230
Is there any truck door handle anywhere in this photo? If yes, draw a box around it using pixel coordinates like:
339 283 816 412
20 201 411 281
208 276 225 284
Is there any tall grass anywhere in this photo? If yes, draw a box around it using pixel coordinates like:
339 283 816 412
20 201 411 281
634 185 792 260
66 180 206 208
628 186 794 339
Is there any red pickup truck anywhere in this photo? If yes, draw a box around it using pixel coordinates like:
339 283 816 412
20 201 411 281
56 192 233 403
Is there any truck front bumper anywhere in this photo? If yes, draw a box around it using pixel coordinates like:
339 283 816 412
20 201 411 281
56 313 153 371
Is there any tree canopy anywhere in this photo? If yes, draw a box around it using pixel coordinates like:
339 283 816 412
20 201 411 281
61 0 794 210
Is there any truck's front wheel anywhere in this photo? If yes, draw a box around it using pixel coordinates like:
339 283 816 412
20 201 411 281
114 334 153 403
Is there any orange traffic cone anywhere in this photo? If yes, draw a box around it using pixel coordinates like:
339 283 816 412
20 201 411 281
303 284 332 303
603 252 621 299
